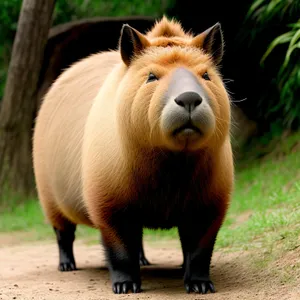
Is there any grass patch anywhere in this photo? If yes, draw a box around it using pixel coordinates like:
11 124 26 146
216 148 300 249
0 197 97 241
0 132 299 257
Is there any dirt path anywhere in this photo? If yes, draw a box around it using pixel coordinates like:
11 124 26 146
1 238 299 300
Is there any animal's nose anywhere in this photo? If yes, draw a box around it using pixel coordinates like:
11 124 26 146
174 91 202 112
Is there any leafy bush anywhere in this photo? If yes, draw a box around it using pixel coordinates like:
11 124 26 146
53 0 172 24
260 20 300 129
245 0 300 130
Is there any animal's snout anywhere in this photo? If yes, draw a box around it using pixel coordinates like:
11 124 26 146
174 91 202 112
161 67 216 149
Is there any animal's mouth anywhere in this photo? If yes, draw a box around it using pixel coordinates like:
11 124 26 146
172 122 202 136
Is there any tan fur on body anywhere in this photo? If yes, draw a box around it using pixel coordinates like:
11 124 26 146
33 16 234 293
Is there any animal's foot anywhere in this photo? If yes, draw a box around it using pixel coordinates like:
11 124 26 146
112 282 141 294
139 256 150 266
58 261 76 271
184 280 215 294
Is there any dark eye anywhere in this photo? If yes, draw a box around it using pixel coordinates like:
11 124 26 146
146 72 158 83
202 72 210 81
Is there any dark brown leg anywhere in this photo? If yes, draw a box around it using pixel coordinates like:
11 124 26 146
139 239 150 266
54 221 77 271
100 210 143 294
178 209 225 294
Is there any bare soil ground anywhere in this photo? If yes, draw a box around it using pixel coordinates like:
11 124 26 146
1 236 299 300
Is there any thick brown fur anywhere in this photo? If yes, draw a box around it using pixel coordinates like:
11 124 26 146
33 16 234 294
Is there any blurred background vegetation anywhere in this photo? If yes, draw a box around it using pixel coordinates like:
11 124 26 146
241 0 300 137
1 0 299 145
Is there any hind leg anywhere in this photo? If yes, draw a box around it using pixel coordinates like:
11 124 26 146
100 230 149 267
139 239 150 266
54 222 77 271
38 195 77 272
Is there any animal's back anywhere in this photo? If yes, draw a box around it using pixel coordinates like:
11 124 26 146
33 51 120 227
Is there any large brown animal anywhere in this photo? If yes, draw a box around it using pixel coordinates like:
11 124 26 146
33 16 234 294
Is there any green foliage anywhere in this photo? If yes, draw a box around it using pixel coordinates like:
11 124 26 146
53 0 172 25
261 21 300 128
245 0 300 129
0 0 22 42
246 0 299 27
0 0 22 99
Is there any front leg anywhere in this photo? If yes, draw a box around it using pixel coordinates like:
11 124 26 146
100 212 142 294
178 208 225 294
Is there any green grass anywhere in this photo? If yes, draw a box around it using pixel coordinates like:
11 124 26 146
0 197 97 241
0 132 299 257
215 133 300 255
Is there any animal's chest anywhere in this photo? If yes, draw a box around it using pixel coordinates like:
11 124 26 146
132 155 210 229
139 178 188 228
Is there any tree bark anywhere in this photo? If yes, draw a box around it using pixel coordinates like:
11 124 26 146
0 0 56 200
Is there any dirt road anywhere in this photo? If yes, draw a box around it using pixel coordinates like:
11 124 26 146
1 238 299 300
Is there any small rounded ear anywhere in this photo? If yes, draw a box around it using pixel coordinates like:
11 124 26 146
119 24 150 66
190 23 224 65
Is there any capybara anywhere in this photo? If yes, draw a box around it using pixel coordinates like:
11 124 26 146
32 16 234 294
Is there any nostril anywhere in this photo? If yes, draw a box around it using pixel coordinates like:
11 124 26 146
174 92 203 110
174 98 184 107
194 99 202 107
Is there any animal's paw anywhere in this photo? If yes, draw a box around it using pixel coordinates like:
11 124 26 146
58 262 76 272
184 280 215 294
112 282 141 294
139 257 150 266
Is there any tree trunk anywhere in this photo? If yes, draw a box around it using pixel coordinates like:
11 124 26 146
0 0 56 200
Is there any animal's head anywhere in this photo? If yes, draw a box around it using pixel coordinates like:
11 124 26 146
117 16 231 152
